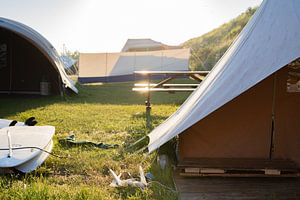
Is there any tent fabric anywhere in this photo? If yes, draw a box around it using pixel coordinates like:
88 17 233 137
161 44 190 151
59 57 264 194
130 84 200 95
0 18 78 94
61 55 76 70
78 48 190 83
61 55 78 75
121 38 181 52
178 65 300 165
147 0 300 153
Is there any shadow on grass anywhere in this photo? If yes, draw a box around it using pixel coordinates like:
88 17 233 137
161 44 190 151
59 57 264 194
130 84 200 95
71 82 191 105
0 94 63 119
0 82 190 120
0 166 53 183
131 112 168 122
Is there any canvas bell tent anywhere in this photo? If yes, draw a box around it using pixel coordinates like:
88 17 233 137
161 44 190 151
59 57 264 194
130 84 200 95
0 18 78 95
147 0 300 170
78 48 190 83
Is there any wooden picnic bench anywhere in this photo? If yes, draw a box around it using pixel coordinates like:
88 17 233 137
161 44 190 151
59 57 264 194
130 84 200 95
132 70 210 111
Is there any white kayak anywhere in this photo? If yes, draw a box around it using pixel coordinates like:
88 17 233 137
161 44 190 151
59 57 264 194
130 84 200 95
0 126 55 173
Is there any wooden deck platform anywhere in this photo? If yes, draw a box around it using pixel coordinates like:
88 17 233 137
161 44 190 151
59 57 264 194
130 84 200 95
174 169 300 200
178 158 300 177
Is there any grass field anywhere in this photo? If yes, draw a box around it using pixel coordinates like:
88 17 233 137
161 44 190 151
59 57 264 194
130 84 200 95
0 81 192 199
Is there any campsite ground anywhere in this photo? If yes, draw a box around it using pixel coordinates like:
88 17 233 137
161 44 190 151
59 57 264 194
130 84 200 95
0 81 192 199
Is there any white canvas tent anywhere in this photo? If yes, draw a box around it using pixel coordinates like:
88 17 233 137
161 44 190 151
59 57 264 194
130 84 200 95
78 48 190 83
0 18 78 94
121 38 181 52
147 0 300 166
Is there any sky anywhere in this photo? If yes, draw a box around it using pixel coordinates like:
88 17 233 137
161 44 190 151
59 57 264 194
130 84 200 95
0 0 262 53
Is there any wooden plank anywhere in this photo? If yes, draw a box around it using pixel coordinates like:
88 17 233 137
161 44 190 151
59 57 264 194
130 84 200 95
265 169 281 175
179 172 300 178
185 168 200 173
200 168 225 174
190 74 205 82
134 83 156 87
134 83 200 87
154 77 174 88
134 70 210 75
132 88 196 92
178 158 299 171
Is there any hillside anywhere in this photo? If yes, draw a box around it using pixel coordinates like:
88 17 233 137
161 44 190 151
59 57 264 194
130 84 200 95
183 7 257 71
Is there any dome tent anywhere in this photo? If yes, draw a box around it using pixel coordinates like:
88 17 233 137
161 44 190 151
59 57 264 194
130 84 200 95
0 18 78 95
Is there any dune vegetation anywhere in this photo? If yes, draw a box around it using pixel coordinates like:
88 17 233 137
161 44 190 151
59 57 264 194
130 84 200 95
184 7 256 71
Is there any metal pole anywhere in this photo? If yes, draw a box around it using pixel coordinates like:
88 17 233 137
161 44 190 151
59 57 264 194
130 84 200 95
134 52 136 81
146 74 151 128
161 51 163 71
269 73 277 159
9 35 12 94
105 53 108 82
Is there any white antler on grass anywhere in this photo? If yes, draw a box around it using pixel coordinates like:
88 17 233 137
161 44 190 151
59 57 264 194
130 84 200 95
109 166 147 189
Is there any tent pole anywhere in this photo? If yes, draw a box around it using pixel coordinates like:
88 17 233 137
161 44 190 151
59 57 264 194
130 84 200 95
134 52 136 81
161 51 163 71
9 34 12 94
59 75 64 98
269 73 277 160
105 53 108 82
146 74 152 128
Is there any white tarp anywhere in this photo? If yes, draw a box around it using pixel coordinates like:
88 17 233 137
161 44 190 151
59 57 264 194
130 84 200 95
78 48 190 81
148 0 300 153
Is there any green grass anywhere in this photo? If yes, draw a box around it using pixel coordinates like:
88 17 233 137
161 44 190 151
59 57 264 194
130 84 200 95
0 81 192 199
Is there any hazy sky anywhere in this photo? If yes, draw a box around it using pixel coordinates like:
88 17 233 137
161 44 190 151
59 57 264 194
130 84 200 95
0 0 262 53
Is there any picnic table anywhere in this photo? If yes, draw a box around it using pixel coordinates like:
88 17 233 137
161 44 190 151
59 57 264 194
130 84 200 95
132 70 210 111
